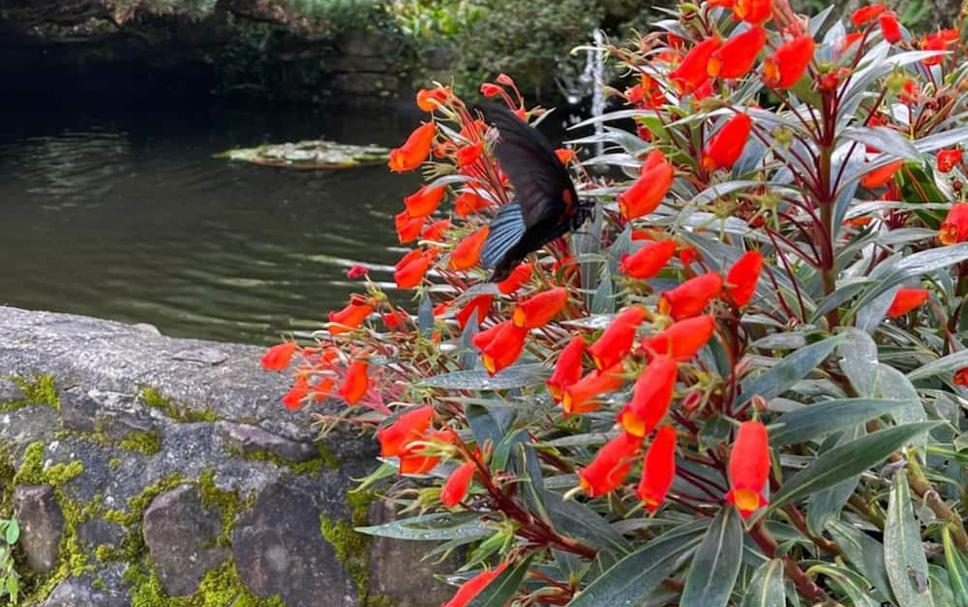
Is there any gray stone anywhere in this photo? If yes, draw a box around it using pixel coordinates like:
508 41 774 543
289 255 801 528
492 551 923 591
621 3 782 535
12 485 64 574
217 421 318 463
233 482 357 607
142 484 230 596
0 377 23 402
43 566 129 607
60 388 100 433
78 518 126 552
171 347 229 365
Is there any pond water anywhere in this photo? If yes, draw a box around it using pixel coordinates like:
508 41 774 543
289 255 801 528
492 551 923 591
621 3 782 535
0 101 423 345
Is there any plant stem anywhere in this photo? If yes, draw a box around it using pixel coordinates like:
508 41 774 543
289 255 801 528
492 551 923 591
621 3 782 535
748 519 832 602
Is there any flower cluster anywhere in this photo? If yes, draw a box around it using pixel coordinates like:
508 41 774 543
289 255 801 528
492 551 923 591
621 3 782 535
265 2 968 605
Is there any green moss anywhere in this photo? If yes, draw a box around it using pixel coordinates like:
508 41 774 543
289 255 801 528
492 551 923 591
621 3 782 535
139 387 217 423
118 431 162 456
94 544 115 562
197 469 251 547
366 595 396 607
108 457 122 469
319 490 377 602
1 374 60 412
230 442 339 478
127 560 284 607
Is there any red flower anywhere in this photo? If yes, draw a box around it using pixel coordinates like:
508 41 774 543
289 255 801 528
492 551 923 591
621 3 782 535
441 461 476 507
512 287 568 328
555 148 576 164
457 142 484 167
726 420 770 518
618 151 674 220
702 113 752 172
422 219 452 242
851 3 886 26
725 251 763 307
921 29 960 65
442 562 509 607
861 160 903 189
734 0 772 24
404 185 446 218
563 364 624 415
547 335 586 402
619 240 676 279
394 251 434 288
642 315 715 360
346 264 369 280
497 262 533 295
377 405 434 457
940 203 968 245
399 428 455 474
388 122 435 173
708 27 766 79
763 35 815 89
395 210 425 244
416 86 451 112
454 191 489 216
887 288 929 318
954 368 968 387
579 432 643 497
588 306 647 369
456 294 493 329
937 148 963 173
637 425 677 512
311 377 335 402
617 355 678 437
878 11 902 44
282 376 309 411
328 299 374 334
479 321 528 375
659 272 723 320
339 360 369 405
450 226 489 270
261 342 298 371
382 310 410 330
669 37 721 94
480 83 503 97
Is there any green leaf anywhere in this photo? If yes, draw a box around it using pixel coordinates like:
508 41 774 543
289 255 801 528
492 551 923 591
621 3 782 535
942 527 968 607
591 267 614 315
418 364 549 390
467 554 535 607
850 243 968 315
771 422 939 511
807 564 880 607
806 426 865 535
885 474 934 607
907 349 968 382
875 365 927 456
739 559 785 607
418 292 434 336
356 513 489 541
4 520 18 546
769 399 912 447
544 491 632 555
828 519 895 603
737 335 842 405
842 127 921 160
567 524 704 607
681 507 743 607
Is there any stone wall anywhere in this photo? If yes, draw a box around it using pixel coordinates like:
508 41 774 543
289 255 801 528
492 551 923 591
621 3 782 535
0 305 453 606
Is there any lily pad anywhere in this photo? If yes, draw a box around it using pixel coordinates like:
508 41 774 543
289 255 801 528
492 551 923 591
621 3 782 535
215 140 390 169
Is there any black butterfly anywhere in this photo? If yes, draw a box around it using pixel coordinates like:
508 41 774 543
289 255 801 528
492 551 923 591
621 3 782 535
476 102 593 282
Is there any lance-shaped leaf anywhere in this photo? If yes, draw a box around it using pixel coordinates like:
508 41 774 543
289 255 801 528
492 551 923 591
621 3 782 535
908 349 968 382
356 512 489 541
770 422 939 511
544 491 631 555
737 335 842 405
838 328 879 396
681 507 743 607
467 554 535 607
885 474 934 607
739 559 785 607
807 564 881 607
419 364 549 390
828 519 896 603
807 426 865 535
942 527 968 607
769 399 912 447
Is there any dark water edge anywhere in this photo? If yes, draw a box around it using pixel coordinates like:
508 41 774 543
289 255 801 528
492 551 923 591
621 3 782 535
0 97 424 345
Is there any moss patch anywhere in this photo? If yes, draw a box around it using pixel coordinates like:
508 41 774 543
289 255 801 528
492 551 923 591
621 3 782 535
319 490 376 602
126 560 284 607
230 442 339 478
11 442 83 488
118 431 162 456
139 387 217 423
0 373 60 412
197 469 253 547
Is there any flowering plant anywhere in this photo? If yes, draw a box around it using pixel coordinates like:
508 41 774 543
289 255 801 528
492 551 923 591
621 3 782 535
265 1 968 605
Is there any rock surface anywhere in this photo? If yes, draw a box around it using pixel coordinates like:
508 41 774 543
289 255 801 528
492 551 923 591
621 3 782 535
0 305 452 606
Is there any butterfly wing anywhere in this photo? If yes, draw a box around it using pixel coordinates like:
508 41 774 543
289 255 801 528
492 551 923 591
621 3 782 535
481 201 527 270
475 102 579 229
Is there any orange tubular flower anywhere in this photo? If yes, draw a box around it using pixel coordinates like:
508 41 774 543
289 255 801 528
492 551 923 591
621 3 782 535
940 203 968 245
860 160 903 189
328 299 374 334
619 240 677 279
547 335 587 402
708 27 766 79
388 122 435 173
261 341 298 371
726 251 763 307
562 364 624 415
878 11 902 44
480 321 528 375
726 420 771 518
442 562 509 607
395 210 425 244
588 306 648 370
457 142 484 167
416 86 451 112
578 432 643 497
404 185 446 218
706 0 734 6
659 272 723 320
851 3 886 26
887 288 930 318
642 315 716 360
339 360 369 405
669 37 721 94
450 226 489 270
441 461 476 507
422 219 452 242
637 425 678 512
702 113 752 172
480 83 503 97
456 294 493 329
763 35 815 89
512 287 569 328
556 148 576 164
398 429 454 474
937 148 963 173
377 406 435 457
454 191 489 216
617 355 678 437
954 367 968 387
282 376 309 411
618 151 674 220
497 262 533 295
394 251 433 288
311 377 335 402
734 0 771 24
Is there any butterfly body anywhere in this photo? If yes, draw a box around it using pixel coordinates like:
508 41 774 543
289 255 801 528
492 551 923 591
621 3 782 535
476 102 592 282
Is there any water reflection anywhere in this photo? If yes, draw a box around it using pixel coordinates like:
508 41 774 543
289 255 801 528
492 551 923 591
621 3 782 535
0 104 421 344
